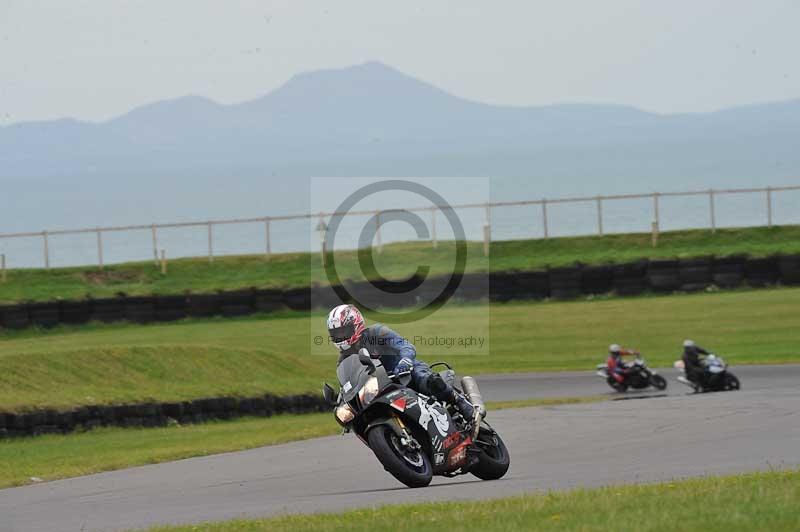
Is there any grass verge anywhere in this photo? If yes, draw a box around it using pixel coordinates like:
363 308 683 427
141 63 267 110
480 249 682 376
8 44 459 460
0 397 598 489
144 469 800 532
0 413 337 489
0 225 798 304
2 287 799 412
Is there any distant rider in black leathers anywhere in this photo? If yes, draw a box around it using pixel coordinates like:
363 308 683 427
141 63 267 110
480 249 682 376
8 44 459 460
682 339 710 388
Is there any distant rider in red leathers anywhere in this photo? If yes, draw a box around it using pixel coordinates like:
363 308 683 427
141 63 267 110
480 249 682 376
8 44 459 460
607 344 640 384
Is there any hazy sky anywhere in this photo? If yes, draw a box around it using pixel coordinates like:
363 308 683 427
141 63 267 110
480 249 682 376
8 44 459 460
1 0 798 123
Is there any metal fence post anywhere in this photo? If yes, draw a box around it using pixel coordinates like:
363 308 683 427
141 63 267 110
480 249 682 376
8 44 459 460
651 221 659 247
151 224 159 264
264 218 272 258
482 203 492 256
652 192 660 230
431 207 438 249
160 249 167 275
376 211 383 253
484 203 492 255
96 228 104 270
596 196 604 236
541 199 549 239
709 189 716 233
766 187 773 227
42 231 50 269
207 222 214 263
316 216 329 266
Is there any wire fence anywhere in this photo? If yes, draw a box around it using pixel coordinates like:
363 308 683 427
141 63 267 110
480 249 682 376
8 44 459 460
1 183 798 270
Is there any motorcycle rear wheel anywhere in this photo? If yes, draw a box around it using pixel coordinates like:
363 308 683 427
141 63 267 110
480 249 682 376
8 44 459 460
367 425 432 488
471 425 511 480
606 377 628 392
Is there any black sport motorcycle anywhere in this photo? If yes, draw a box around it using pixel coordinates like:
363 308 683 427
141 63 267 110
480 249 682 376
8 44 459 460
596 356 668 392
675 354 740 392
322 350 510 488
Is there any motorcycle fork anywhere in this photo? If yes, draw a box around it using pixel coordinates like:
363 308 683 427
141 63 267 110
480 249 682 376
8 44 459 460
392 414 421 452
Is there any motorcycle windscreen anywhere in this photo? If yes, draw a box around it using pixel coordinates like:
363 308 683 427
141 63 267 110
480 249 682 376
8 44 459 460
337 354 371 403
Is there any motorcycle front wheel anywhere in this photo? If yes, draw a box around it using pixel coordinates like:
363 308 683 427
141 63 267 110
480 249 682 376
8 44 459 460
367 425 432 488
650 374 668 390
725 373 741 391
471 424 511 480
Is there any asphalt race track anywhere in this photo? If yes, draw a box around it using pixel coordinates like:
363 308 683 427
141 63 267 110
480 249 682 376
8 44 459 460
476 363 800 401
1 365 798 532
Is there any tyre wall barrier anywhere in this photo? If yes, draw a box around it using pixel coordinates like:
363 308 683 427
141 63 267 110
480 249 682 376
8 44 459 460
612 260 649 296
254 289 285 313
712 255 746 288
156 295 188 322
488 272 522 302
646 259 681 293
124 297 156 323
453 272 491 301
60 300 92 325
219 290 256 317
1 254 798 331
548 266 582 300
678 257 713 292
744 257 780 287
92 298 125 323
581 265 614 295
0 392 329 439
778 255 800 285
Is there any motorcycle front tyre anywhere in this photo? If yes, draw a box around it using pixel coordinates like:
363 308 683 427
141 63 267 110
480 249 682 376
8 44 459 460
367 425 433 488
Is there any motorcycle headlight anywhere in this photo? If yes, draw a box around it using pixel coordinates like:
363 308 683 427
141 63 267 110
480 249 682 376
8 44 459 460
358 376 380 406
335 403 355 424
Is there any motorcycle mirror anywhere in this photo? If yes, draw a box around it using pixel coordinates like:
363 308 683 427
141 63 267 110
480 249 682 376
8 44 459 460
322 383 338 406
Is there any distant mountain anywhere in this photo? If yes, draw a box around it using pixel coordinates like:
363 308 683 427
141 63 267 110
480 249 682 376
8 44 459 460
1 61 799 189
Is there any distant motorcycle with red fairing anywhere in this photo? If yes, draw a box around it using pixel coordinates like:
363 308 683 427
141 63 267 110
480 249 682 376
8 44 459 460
596 356 668 392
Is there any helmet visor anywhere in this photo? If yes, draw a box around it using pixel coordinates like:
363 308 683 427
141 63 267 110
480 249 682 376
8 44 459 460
329 324 355 344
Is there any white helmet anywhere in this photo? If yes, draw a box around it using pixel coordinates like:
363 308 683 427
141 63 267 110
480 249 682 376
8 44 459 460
683 339 695 348
609 344 621 354
326 304 366 351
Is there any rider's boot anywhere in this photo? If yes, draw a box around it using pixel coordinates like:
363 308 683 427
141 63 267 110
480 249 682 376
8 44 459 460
426 372 482 428
453 393 475 421
453 392 484 438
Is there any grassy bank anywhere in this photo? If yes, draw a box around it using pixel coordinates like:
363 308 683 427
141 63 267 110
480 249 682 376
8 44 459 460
146 469 800 532
0 397 602 489
1 287 798 412
0 225 798 304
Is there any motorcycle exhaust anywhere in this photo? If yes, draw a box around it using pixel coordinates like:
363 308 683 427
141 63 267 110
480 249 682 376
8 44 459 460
461 376 485 413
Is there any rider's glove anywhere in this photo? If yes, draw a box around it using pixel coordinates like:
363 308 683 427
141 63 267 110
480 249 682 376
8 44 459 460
395 358 414 374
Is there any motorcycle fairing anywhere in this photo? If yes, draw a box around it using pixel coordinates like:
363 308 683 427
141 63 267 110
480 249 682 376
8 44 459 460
336 357 473 475
381 388 468 473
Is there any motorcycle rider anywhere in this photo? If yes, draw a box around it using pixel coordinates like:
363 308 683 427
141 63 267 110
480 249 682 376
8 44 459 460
607 343 640 384
682 339 710 388
326 304 480 424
